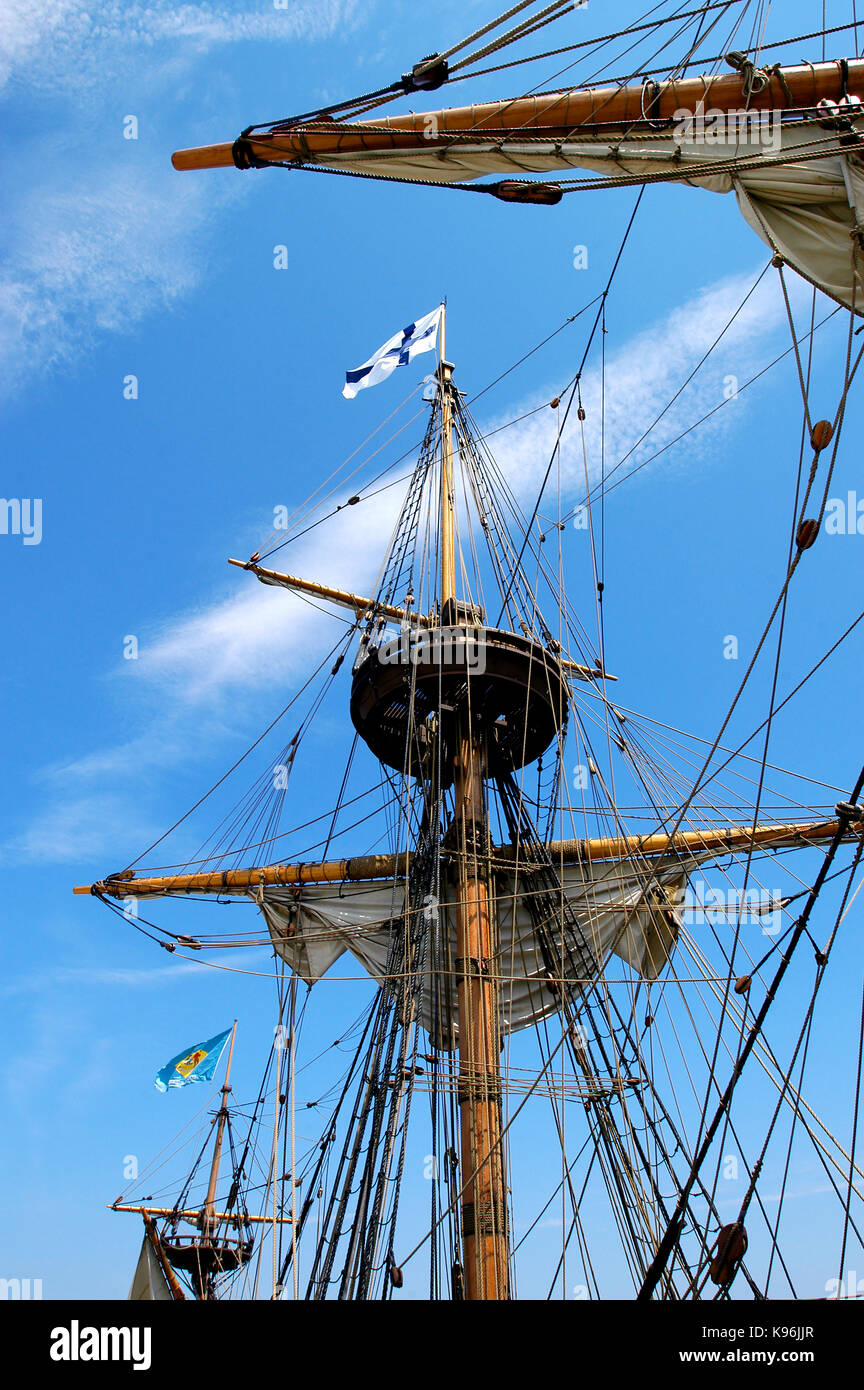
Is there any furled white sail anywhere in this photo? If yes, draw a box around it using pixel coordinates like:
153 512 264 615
306 118 864 312
128 1236 172 1301
255 857 689 1047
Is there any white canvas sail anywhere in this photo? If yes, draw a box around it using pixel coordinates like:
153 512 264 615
302 119 864 312
255 857 689 1046
128 1236 173 1301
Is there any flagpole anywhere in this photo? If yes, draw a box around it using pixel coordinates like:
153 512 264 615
439 298 445 369
201 1020 237 1248
439 302 456 610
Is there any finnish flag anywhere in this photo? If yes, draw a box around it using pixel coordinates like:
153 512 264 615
343 306 442 399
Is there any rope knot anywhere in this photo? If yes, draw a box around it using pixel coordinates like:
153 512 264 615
725 50 770 99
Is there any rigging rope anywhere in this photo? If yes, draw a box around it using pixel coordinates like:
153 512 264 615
637 774 864 1299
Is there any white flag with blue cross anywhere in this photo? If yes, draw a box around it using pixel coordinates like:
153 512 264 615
343 306 442 399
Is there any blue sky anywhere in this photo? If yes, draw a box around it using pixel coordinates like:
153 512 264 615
3 0 864 1299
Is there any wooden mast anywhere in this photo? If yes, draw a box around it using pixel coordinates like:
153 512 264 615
171 59 864 172
201 1020 237 1262
438 310 509 1300
115 1024 254 1300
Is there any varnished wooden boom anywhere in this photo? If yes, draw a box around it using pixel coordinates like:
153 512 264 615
74 819 852 898
172 60 864 171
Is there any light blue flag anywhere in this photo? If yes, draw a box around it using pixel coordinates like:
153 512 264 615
154 1028 232 1092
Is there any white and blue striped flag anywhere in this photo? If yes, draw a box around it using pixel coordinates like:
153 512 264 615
343 306 442 399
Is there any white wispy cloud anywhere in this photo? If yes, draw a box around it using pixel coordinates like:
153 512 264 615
0 0 359 393
45 727 195 785
130 271 805 704
0 0 358 95
4 952 271 996
3 486 403 861
2 960 214 996
488 268 804 506
137 493 403 699
3 792 158 864
0 168 222 391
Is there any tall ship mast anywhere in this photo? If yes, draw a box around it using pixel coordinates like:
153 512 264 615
120 1023 286 1301
76 2 864 1302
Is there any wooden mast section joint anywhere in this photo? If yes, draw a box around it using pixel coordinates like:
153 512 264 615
171 60 864 171
74 819 858 898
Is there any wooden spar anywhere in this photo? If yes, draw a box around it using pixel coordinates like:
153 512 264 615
74 851 405 896
115 1204 294 1227
142 1215 187 1301
232 559 607 670
74 819 856 898
563 658 618 682
228 559 432 624
230 561 613 667
172 59 864 171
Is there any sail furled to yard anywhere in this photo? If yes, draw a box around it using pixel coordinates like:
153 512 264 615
303 118 864 312
128 1237 173 1301
255 857 688 1046
172 57 864 309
